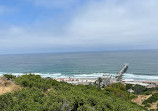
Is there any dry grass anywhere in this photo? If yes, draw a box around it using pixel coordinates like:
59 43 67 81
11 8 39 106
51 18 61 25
132 94 152 105
0 78 21 95
149 101 158 110
132 92 158 110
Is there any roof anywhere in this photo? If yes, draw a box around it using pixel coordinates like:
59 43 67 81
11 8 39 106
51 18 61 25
127 89 134 93
122 79 134 82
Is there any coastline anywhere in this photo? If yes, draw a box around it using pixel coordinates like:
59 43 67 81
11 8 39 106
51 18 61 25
1 73 157 89
0 72 157 82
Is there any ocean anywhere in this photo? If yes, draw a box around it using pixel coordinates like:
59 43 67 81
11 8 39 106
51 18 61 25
0 50 158 81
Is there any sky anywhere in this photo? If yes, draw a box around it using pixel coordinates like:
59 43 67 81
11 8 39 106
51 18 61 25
0 0 158 54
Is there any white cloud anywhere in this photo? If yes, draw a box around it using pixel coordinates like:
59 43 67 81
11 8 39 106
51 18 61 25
66 0 158 46
1 0 158 53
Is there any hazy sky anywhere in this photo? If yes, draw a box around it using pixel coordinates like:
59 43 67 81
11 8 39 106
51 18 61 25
0 0 158 54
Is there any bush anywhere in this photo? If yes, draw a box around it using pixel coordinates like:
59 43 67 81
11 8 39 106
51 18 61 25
144 104 151 108
104 83 129 99
145 92 152 95
132 84 147 94
111 83 126 91
129 95 137 100
3 74 16 80
126 84 133 90
0 75 146 111
14 74 60 91
143 93 158 105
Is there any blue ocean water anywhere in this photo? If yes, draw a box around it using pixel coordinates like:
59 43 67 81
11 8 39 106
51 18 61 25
0 50 158 81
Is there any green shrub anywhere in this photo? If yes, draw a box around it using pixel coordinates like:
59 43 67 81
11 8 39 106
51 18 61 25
104 83 129 99
111 83 126 91
129 95 137 100
3 74 16 80
132 84 147 94
144 104 151 108
0 75 146 111
145 92 152 95
143 93 158 105
14 74 60 91
126 84 133 90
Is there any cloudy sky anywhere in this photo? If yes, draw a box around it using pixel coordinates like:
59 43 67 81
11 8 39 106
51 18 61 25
0 0 158 54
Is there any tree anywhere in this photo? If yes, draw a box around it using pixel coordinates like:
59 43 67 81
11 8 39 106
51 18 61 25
132 84 147 94
126 84 133 90
0 75 146 111
3 74 16 80
97 77 103 88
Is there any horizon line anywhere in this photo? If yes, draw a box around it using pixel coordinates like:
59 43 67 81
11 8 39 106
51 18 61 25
0 48 158 55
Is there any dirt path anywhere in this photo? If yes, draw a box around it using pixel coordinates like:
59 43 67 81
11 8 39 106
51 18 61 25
149 101 158 110
132 93 158 110
132 95 152 105
0 79 21 95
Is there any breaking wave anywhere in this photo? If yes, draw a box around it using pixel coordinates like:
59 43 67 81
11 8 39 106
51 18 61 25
123 73 158 81
0 72 157 81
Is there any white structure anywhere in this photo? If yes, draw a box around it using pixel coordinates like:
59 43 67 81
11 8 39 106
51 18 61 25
122 79 134 82
124 81 149 87
127 89 134 93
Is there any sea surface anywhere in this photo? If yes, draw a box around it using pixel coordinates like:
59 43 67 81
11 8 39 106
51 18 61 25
0 50 158 81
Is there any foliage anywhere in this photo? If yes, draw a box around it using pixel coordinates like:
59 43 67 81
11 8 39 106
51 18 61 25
111 83 126 91
0 75 146 111
104 83 129 100
142 87 158 95
144 104 151 108
126 84 133 90
144 91 152 95
97 77 103 88
129 94 138 100
143 93 158 105
3 74 16 80
14 74 61 91
132 84 147 94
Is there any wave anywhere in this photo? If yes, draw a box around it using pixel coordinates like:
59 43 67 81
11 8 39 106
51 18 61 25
123 73 158 81
0 72 157 81
74 73 116 78
0 72 117 78
0 72 62 78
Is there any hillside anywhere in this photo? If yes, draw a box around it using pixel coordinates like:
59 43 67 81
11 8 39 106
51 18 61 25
132 92 158 110
0 74 146 111
0 77 21 95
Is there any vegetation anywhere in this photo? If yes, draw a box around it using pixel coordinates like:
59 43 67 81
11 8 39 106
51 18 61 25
143 93 158 105
130 84 158 110
132 84 147 94
126 84 158 95
3 74 16 80
0 74 146 111
97 77 103 88
126 84 133 90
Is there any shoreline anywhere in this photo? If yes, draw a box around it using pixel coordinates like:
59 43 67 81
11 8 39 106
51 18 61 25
0 73 157 82
0 73 158 82
1 75 158 88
